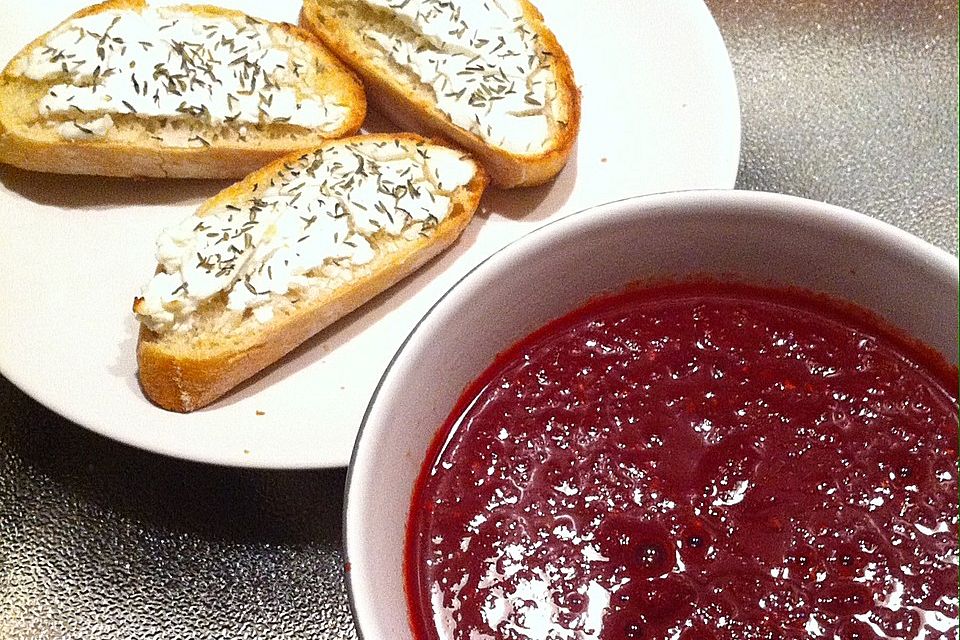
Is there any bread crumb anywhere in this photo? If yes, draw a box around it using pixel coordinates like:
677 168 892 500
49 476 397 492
256 410 265 416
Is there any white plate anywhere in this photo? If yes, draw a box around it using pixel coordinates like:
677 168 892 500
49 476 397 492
0 0 740 468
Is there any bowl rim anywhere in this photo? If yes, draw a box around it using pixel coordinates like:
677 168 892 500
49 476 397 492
341 188 959 639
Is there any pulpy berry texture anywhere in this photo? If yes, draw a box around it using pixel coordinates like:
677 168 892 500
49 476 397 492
407 282 959 640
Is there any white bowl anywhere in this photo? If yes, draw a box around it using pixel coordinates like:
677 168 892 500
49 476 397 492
343 190 959 639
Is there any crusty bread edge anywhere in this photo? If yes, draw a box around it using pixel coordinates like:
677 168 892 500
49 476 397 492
135 133 488 412
0 0 367 179
299 0 580 189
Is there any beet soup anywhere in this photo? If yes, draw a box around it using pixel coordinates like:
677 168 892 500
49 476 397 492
405 282 959 640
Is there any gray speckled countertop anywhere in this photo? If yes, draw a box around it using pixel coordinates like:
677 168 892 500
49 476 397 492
0 1 956 638
713 0 958 254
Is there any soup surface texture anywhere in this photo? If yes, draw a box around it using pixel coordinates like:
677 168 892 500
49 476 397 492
406 282 959 640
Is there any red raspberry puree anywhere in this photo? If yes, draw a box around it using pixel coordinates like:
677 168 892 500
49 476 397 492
405 282 959 640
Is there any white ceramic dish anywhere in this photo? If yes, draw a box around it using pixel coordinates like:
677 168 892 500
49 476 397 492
0 0 739 468
344 190 959 639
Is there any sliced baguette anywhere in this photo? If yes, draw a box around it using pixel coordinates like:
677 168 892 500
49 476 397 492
133 133 487 412
300 0 580 189
0 0 366 178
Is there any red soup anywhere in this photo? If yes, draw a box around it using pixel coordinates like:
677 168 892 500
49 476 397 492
405 282 959 640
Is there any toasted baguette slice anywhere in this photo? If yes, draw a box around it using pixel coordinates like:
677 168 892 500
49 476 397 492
300 0 580 189
133 133 487 412
0 0 366 178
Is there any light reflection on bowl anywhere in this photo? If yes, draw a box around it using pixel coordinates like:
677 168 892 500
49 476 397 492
343 190 959 639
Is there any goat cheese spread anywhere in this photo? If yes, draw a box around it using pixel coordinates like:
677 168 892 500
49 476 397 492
340 0 561 154
14 7 350 142
135 140 475 332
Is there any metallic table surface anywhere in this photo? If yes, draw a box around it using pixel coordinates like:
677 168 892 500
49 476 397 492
0 1 956 638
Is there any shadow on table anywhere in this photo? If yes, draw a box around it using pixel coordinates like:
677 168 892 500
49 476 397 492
0 375 346 548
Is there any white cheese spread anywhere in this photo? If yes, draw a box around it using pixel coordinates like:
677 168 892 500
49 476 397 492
14 7 350 140
57 114 114 139
135 140 475 333
338 0 561 154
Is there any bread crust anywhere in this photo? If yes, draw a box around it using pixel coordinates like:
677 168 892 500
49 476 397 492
135 133 488 412
0 0 367 178
299 0 580 189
